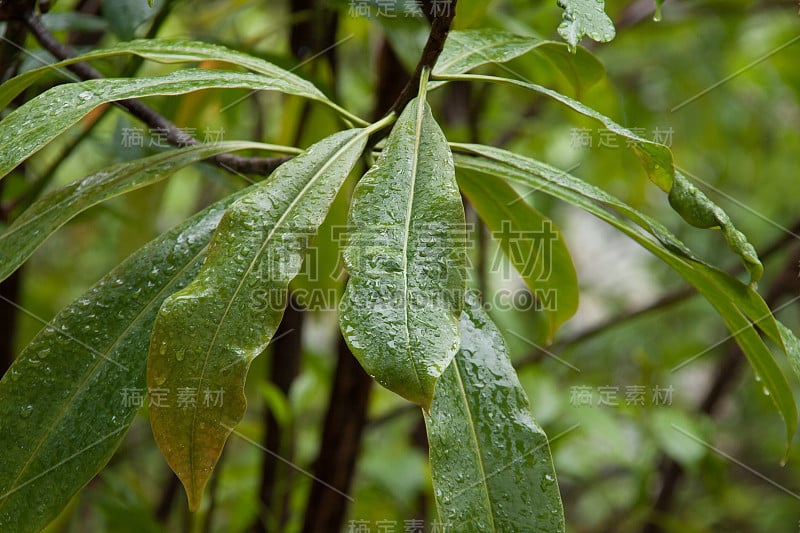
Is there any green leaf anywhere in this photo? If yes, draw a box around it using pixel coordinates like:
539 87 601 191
532 42 605 97
0 68 333 182
431 31 606 97
557 0 616 50
0 38 330 112
437 74 763 284
104 0 159 40
147 126 378 510
0 190 244 533
425 291 566 532
452 146 798 448
0 141 298 283
433 29 542 77
339 97 466 410
456 169 578 339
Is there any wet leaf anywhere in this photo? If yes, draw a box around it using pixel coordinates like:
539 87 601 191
452 146 797 448
0 68 347 181
0 38 329 111
0 190 245 533
425 291 566 532
147 128 373 510
0 141 297 283
439 75 762 284
433 29 542 77
457 169 578 339
557 0 616 49
340 97 466 409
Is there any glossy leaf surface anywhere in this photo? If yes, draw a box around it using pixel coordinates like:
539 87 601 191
426 292 566 532
0 38 328 111
148 128 371 510
452 145 798 447
433 29 542 76
0 68 339 181
340 98 466 409
0 141 296 283
0 192 243 533
440 75 762 283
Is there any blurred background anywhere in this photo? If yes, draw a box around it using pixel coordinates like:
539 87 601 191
1 1 800 531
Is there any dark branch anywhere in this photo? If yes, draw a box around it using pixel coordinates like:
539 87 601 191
300 335 372 533
385 0 457 118
23 11 290 177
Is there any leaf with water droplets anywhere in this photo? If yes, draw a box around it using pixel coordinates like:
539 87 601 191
557 0 615 49
432 30 543 78
443 75 762 284
0 189 246 533
0 68 345 181
0 141 296 283
340 97 466 409
425 291 566 532
452 146 797 450
148 128 373 510
0 38 332 113
456 169 578 340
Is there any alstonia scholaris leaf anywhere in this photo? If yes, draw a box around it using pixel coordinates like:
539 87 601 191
453 146 798 449
340 97 466 409
426 291 566 532
147 126 378 510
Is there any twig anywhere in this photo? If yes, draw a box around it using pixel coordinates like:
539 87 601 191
385 0 457 118
23 11 291 176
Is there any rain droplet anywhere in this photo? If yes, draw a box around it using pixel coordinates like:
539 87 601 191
19 405 33 418
78 91 93 101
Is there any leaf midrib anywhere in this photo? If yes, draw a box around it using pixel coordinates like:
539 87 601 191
451 357 497 532
400 100 427 395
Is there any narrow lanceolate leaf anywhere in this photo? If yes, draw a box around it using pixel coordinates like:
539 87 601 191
452 147 798 448
0 192 244 533
0 141 297 283
0 38 329 113
340 98 466 409
457 169 578 340
425 292 566 533
440 75 762 284
148 128 374 511
557 0 615 49
0 68 342 181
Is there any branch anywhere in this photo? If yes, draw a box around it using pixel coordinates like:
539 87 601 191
23 11 291 176
300 335 372 533
385 0 457 118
